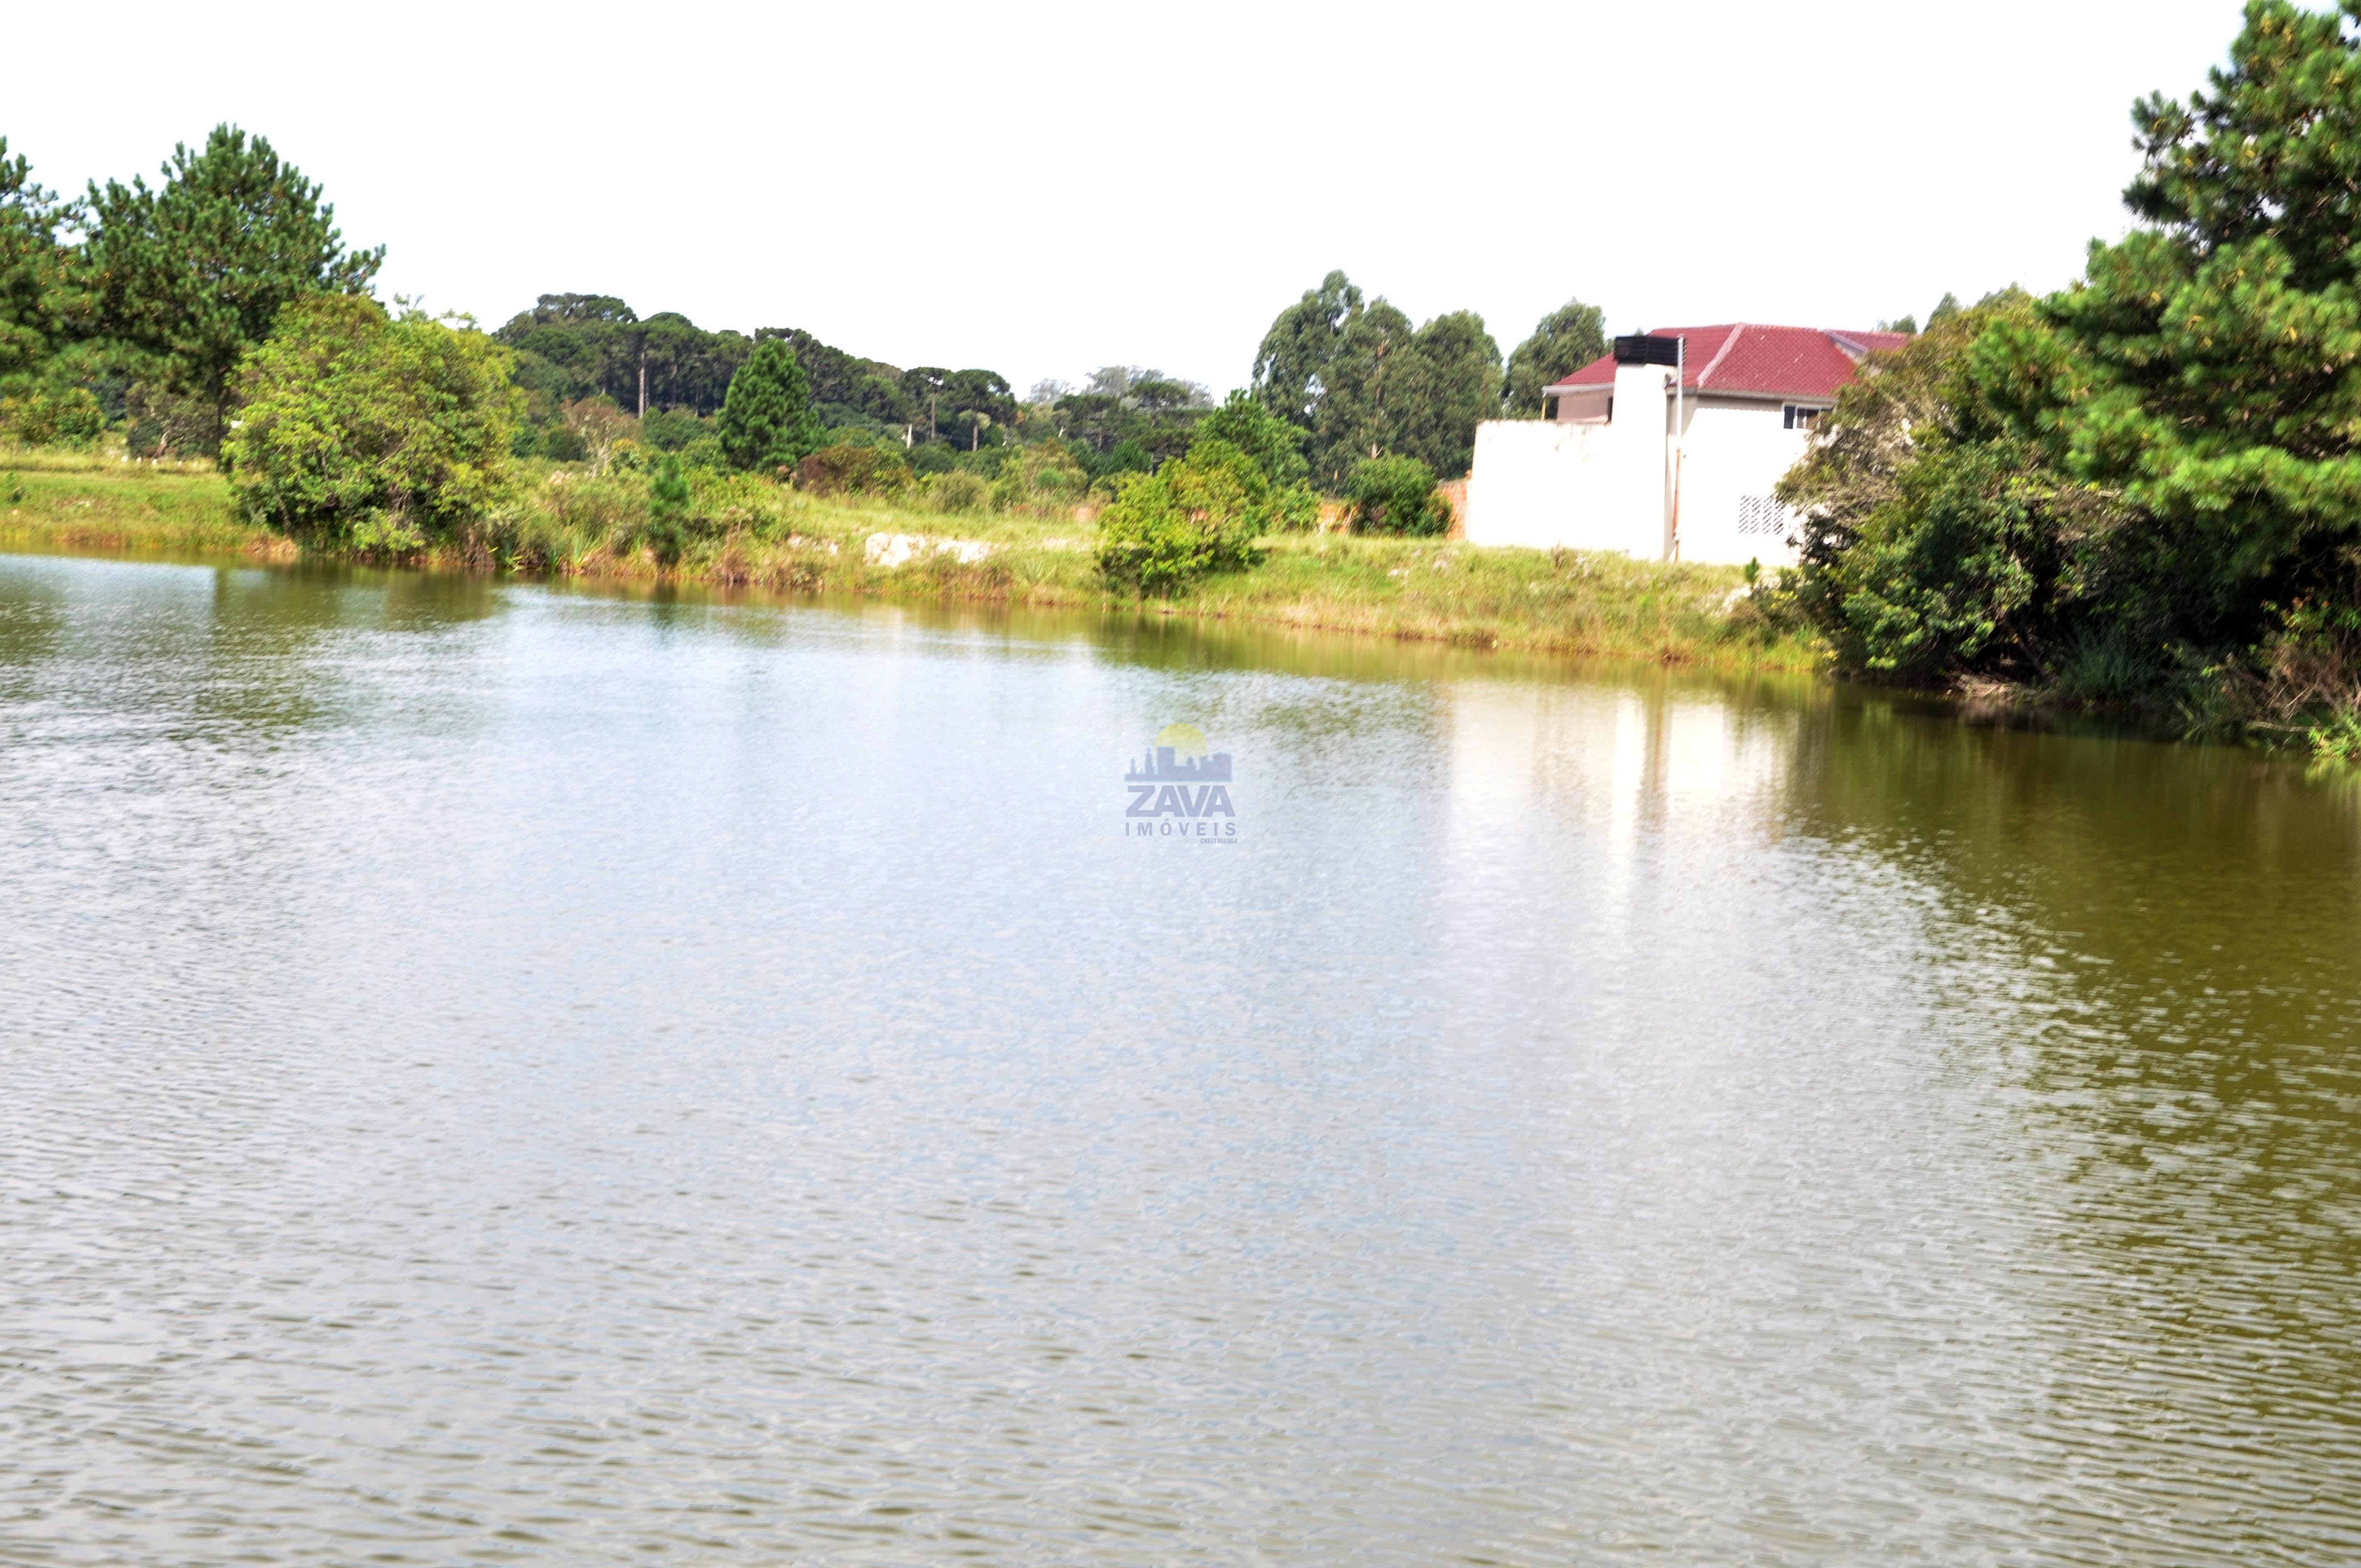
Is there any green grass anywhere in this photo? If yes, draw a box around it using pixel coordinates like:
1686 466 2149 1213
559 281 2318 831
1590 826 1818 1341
0 453 1821 671
0 449 286 558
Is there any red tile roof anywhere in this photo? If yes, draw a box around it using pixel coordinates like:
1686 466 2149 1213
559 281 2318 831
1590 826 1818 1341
1551 324 1910 400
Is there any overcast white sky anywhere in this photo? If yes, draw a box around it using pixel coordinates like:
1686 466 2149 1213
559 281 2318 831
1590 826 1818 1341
10 0 2257 393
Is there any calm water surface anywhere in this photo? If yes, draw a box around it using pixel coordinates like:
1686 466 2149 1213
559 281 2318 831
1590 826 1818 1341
2 552 2358 1566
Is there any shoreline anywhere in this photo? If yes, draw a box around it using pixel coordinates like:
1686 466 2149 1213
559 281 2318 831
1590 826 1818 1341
0 456 1820 670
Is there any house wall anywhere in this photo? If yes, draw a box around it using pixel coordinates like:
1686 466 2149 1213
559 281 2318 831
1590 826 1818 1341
1552 387 1611 423
1670 398 1809 568
1464 360 1670 558
1465 379 1814 566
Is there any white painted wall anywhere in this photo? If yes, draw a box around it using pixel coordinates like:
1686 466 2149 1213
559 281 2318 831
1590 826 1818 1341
1670 399 1809 568
1465 361 1671 557
1466 373 1815 567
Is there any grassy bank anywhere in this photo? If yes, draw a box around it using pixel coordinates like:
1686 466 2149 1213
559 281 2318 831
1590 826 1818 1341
0 453 1818 669
0 451 293 558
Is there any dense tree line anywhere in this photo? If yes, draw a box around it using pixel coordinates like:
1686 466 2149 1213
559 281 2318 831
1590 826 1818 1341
492 296 1019 467
1778 0 2361 754
1250 270 1607 487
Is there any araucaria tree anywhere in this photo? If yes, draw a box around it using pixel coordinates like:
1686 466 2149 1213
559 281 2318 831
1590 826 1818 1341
717 339 825 472
225 296 519 554
78 125 383 452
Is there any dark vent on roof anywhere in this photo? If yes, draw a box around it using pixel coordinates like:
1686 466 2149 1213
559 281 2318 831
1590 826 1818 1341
1613 334 1683 367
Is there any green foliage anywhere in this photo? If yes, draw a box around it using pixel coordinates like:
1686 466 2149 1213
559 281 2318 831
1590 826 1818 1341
0 137 64 383
1196 388 1309 487
1101 438 1152 477
224 295 519 553
1347 454 1446 536
1253 269 1361 429
991 439 1087 510
1502 297 1608 418
1390 311 1500 478
646 453 691 563
924 470 991 513
0 384 105 448
1096 437 1310 594
641 406 711 451
1792 1 2361 748
1250 269 1501 487
763 327 915 432
717 339 825 472
796 442 915 497
77 125 383 451
1779 294 2123 684
494 296 751 420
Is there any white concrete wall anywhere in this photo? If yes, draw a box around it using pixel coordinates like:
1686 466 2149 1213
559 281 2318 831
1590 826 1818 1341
1462 420 1609 550
1465 361 1670 557
1670 399 1810 568
1467 377 1815 565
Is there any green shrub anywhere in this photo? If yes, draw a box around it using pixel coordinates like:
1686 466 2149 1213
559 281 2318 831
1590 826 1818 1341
1347 454 1445 535
646 454 690 563
225 295 520 553
1195 389 1309 486
992 439 1088 510
797 442 915 497
924 470 991 513
0 385 106 449
1095 437 1310 595
641 407 710 452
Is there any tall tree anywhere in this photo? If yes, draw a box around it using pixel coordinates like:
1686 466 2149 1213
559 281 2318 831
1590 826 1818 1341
1393 309 1502 477
78 125 382 450
0 137 63 382
1502 297 1607 417
1309 298 1413 488
717 339 824 472
1252 269 1362 429
2034 0 2361 641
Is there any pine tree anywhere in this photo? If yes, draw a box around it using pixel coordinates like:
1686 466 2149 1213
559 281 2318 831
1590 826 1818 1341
0 138 63 382
717 339 824 472
78 125 382 451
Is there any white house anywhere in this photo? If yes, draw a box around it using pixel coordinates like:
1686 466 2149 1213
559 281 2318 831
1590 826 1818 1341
1462 324 1908 567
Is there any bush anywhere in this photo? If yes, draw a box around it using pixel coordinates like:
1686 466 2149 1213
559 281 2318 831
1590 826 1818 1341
992 439 1088 511
225 295 520 553
796 442 915 497
646 454 690 563
924 470 991 513
0 385 106 449
641 407 710 452
1347 454 1445 535
1095 437 1311 595
1195 389 1309 487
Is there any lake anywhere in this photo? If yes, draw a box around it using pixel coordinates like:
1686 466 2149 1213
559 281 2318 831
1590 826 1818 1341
2 550 2357 1566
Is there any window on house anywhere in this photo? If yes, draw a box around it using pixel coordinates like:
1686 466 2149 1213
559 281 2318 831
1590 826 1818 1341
1543 395 1559 420
1783 404 1826 431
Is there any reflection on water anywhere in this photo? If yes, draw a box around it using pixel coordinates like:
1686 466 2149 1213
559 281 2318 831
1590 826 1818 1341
1 552 2356 1566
